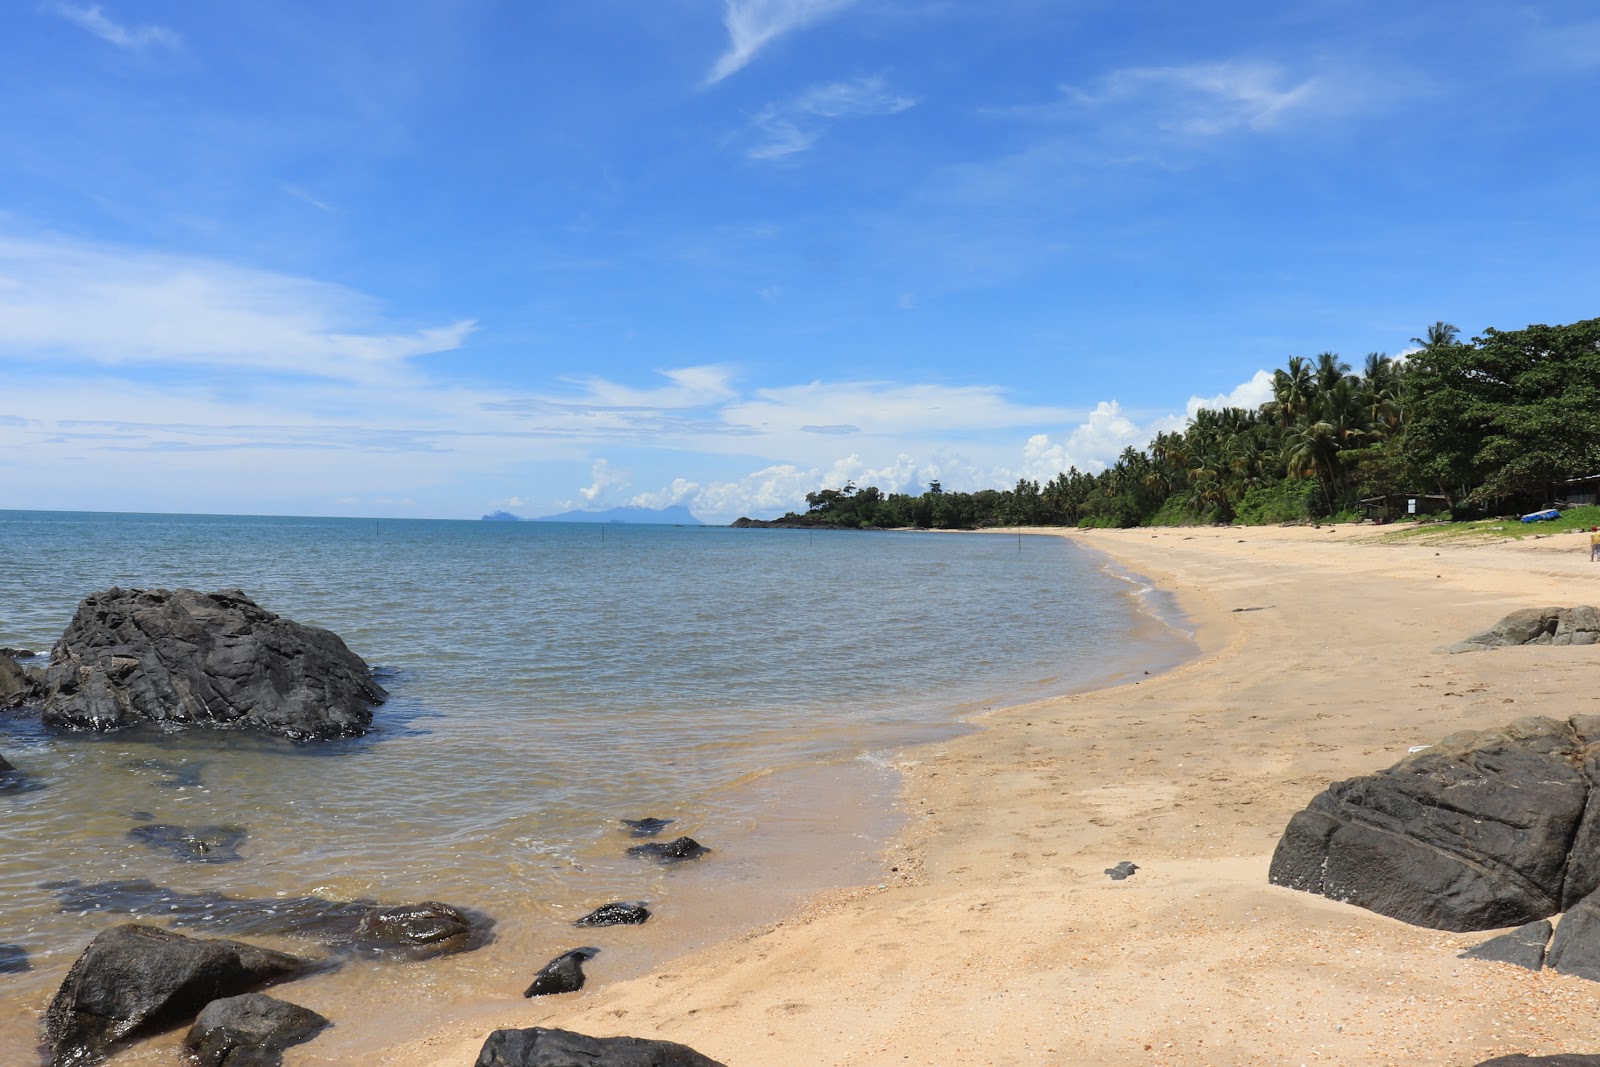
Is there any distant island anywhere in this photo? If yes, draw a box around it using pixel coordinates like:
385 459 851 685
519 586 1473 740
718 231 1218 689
481 504 705 525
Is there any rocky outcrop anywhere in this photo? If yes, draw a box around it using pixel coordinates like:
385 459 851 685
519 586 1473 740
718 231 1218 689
1269 716 1600 931
185 993 329 1067
44 880 491 961
37 588 386 739
1444 606 1600 652
44 924 315 1067
0 651 42 708
475 1026 727 1067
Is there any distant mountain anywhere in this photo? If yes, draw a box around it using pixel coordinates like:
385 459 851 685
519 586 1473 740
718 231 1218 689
481 504 705 524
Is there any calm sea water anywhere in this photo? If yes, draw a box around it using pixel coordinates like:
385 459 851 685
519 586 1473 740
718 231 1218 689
0 512 1190 1064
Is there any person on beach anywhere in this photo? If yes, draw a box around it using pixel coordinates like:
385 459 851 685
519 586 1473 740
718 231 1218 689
1591 526 1600 562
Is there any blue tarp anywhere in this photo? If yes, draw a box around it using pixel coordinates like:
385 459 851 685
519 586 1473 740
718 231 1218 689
1520 509 1561 523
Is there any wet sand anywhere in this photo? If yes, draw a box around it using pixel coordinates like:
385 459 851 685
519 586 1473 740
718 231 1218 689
317 525 1600 1063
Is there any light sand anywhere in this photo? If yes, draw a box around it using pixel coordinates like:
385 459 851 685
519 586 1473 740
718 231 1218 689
339 523 1600 1067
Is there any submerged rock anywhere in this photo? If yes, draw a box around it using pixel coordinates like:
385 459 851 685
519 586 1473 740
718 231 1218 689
1461 919 1552 971
185 993 329 1067
619 817 675 838
44 879 492 960
44 924 315 1067
38 587 386 739
626 837 710 863
0 943 30 974
127 823 247 864
1269 716 1600 931
523 948 598 997
575 902 650 928
475 1026 727 1067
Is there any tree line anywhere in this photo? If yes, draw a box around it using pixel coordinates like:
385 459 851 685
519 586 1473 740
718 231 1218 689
775 316 1600 530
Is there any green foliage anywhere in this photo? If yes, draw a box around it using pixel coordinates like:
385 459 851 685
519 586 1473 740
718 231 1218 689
1233 478 1317 525
781 314 1600 533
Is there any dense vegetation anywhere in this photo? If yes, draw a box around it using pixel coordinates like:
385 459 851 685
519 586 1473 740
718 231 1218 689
772 316 1600 530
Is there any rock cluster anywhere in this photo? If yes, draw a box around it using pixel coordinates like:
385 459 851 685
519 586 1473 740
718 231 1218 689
1443 606 1600 652
36 587 386 739
475 1026 726 1067
1270 716 1600 931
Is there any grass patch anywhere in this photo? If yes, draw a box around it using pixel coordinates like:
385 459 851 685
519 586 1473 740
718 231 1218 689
1374 504 1600 545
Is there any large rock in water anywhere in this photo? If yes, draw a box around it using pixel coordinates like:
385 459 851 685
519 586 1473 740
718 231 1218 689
474 1027 727 1067
1269 716 1600 931
44 924 316 1067
184 993 329 1067
38 588 386 739
0 651 42 708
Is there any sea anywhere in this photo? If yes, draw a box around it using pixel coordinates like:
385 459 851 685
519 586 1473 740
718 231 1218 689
0 511 1193 1065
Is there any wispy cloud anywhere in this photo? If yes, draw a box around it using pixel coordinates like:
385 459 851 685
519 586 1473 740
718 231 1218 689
708 0 857 84
1041 60 1325 136
0 236 473 383
45 2 179 50
282 184 336 213
746 75 917 160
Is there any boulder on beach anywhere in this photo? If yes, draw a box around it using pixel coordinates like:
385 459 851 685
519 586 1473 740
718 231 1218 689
44 923 316 1067
37 587 387 740
575 902 650 927
1269 716 1600 931
475 1026 727 1067
1443 605 1600 652
1461 919 1553 971
184 992 329 1067
523 948 598 997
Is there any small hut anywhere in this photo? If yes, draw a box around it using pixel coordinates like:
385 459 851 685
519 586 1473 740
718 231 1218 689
1359 492 1451 522
1561 474 1600 507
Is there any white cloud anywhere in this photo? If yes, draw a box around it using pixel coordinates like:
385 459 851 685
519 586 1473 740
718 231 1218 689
747 75 917 161
1019 401 1148 480
579 458 630 503
0 236 473 383
708 0 857 84
1059 61 1324 136
46 2 178 50
1184 368 1274 418
724 380 1072 436
553 365 738 410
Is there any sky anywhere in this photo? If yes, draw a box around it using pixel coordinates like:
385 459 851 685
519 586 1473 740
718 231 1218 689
1 1 1598 522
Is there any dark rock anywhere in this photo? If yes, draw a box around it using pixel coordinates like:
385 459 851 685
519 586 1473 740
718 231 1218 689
128 823 247 864
1448 606 1600 652
354 901 476 959
1461 919 1552 971
0 750 11 773
1269 717 1595 931
0 647 37 658
37 587 386 740
620 817 675 838
0 651 42 708
1472 1057 1600 1066
0 943 30 973
44 879 492 960
1104 861 1139 881
43 924 315 1067
475 1026 727 1067
626 837 710 863
523 948 599 997
185 993 329 1067
1548 891 1600 980
575 902 650 928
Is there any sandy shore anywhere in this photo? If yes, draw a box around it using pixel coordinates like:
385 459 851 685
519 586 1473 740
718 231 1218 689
348 523 1600 1067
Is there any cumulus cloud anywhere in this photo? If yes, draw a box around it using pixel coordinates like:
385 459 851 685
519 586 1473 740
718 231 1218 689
1184 368 1274 417
578 458 630 503
708 0 857 84
0 236 473 383
45 2 179 50
746 75 917 161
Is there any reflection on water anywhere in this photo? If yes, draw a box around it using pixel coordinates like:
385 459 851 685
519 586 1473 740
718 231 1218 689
0 513 1191 1064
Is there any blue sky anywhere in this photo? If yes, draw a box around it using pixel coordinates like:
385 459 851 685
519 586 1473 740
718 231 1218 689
2 1 1598 521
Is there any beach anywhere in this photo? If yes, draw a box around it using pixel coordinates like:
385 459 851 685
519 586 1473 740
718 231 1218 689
360 523 1600 1067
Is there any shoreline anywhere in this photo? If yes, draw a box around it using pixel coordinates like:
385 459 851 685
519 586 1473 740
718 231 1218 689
360 523 1600 1067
